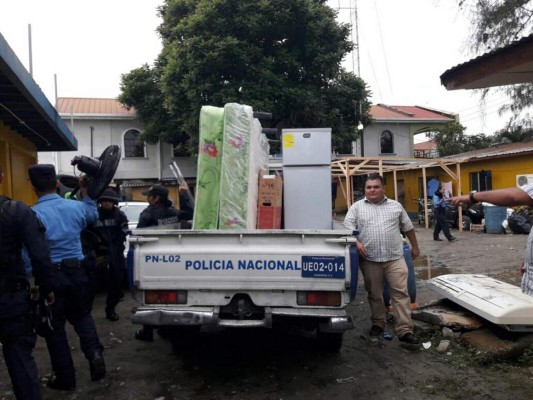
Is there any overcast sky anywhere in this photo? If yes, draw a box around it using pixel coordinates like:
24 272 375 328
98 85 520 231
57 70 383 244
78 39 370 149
0 0 513 142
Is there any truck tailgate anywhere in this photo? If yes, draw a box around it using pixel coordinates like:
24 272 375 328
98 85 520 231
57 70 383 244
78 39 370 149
130 229 356 293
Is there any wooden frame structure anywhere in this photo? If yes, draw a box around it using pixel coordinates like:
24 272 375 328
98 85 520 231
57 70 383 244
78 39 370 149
331 156 468 230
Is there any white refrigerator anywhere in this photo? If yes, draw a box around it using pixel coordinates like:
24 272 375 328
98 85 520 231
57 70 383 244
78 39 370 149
282 128 332 229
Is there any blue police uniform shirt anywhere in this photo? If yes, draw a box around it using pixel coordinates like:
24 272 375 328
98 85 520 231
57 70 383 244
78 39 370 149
433 193 447 209
32 193 98 263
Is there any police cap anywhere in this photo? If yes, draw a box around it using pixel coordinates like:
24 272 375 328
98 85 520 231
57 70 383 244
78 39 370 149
98 188 120 205
28 164 57 191
142 185 168 198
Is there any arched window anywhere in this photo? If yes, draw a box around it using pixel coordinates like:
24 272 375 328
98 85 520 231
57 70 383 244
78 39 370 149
123 129 145 158
380 130 394 154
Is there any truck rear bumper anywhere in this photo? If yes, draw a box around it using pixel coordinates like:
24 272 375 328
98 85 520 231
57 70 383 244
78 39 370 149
131 306 354 332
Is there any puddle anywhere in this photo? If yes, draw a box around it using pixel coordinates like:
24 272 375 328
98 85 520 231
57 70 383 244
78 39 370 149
413 255 454 280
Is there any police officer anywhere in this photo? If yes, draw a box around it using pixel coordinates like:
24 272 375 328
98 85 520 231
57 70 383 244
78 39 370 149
137 183 193 228
92 188 129 321
0 164 55 399
28 164 105 391
135 182 193 341
433 185 456 242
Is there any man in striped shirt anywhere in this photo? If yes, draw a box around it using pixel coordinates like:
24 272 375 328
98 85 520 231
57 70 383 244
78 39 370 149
451 184 533 296
344 173 421 347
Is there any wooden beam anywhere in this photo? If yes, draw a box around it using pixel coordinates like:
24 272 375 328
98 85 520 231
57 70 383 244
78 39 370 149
392 171 398 201
422 167 428 229
456 162 463 233
437 160 458 181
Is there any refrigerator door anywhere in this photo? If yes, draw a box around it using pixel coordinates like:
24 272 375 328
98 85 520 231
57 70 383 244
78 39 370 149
282 128 331 166
283 166 332 229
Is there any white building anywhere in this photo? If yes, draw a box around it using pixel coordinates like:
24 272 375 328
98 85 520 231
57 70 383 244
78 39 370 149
38 97 196 201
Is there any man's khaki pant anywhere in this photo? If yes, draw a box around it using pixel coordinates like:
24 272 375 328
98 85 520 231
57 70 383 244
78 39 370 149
360 258 414 337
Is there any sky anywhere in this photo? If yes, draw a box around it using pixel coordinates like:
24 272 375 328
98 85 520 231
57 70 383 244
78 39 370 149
0 0 514 143
335 0 514 142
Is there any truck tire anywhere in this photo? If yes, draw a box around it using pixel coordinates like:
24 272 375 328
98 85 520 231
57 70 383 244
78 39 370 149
316 331 344 353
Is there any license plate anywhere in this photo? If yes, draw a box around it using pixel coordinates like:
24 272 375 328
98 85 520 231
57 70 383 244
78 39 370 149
301 256 345 279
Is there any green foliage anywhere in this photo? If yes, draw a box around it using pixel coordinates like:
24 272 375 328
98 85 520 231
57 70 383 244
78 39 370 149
458 0 533 125
119 0 370 155
429 120 533 156
491 124 533 144
459 0 533 53
429 122 492 156
118 64 190 155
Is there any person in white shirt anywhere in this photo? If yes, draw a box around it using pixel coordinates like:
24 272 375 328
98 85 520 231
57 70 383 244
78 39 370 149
344 173 421 347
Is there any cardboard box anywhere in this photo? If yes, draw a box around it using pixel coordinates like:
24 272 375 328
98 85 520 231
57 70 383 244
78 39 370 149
257 173 283 229
470 224 485 232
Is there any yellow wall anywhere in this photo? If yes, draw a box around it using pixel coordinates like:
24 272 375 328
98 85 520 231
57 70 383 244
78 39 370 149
457 156 533 191
383 154 533 213
0 122 38 204
384 170 424 213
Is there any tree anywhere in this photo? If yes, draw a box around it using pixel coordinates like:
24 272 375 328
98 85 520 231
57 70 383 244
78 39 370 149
119 0 370 155
458 0 533 125
491 124 533 144
119 64 190 155
430 121 492 156
323 72 371 154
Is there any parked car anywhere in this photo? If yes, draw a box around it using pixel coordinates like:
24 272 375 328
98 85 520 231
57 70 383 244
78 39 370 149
119 201 148 257
119 201 148 230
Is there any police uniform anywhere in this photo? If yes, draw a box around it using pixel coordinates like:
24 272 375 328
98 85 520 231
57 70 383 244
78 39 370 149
433 188 455 241
28 164 105 390
0 194 55 399
137 185 193 228
92 188 129 321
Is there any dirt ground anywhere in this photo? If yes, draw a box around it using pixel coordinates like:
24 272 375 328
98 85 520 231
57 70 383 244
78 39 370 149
1 222 533 400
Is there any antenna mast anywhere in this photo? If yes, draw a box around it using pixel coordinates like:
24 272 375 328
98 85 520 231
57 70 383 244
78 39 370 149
335 0 360 76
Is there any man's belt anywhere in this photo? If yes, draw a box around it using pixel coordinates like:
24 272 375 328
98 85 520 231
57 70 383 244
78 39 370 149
0 278 29 292
53 258 82 270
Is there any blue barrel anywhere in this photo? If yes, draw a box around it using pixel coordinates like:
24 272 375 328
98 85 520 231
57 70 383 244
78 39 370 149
484 206 507 234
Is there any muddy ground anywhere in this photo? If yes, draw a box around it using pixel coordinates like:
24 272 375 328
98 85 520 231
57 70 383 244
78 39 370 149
1 222 533 400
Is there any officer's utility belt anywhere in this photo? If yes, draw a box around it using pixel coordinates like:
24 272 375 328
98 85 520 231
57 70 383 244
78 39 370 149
0 278 29 293
53 258 82 270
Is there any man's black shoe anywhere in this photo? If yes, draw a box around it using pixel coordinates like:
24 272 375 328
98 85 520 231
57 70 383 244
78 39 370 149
46 376 75 391
434 238 443 241
106 311 119 321
448 236 457 242
89 353 106 381
135 327 154 342
369 325 384 337
399 332 421 348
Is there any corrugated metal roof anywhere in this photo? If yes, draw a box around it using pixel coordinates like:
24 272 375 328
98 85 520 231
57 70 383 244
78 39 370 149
414 140 437 151
56 97 136 117
440 33 533 90
0 33 77 151
370 104 455 122
444 141 533 160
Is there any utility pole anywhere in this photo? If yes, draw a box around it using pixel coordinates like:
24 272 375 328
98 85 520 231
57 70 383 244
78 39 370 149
28 24 33 77
334 0 360 76
352 0 360 77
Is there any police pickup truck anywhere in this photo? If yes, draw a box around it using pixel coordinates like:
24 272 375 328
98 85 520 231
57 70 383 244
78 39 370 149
128 228 357 351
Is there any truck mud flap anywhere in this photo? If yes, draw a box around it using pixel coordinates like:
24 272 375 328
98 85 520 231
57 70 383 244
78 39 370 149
349 246 359 301
126 245 134 289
